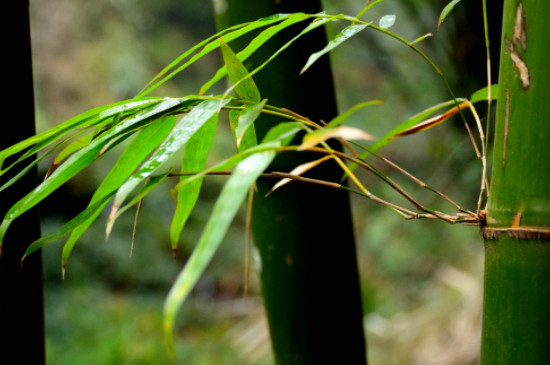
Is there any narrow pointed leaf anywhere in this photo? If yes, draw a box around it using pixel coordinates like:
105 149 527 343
234 100 266 149
106 171 171 238
299 126 375 150
138 14 293 98
301 23 368 75
268 155 333 194
113 98 231 213
219 38 261 102
470 84 499 103
390 101 469 139
21 192 117 260
164 150 275 360
199 13 311 95
327 100 382 127
0 98 160 173
0 98 187 247
170 113 218 251
62 116 177 266
171 122 301 193
438 0 463 32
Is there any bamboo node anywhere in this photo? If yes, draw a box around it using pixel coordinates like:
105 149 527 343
480 227 550 241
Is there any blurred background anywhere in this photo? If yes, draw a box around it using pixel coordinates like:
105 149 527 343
30 0 496 363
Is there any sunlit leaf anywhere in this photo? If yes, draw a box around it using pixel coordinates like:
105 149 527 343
438 0 463 32
170 113 219 253
163 150 275 360
61 115 177 267
470 84 499 103
379 14 396 29
200 13 311 95
299 126 375 150
0 98 188 248
0 98 160 175
112 98 231 222
301 23 368 75
171 122 302 194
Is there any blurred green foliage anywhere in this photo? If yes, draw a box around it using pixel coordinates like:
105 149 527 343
31 0 489 363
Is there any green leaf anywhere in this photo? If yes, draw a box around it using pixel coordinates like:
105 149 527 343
170 122 301 194
170 113 219 252
200 13 311 95
299 126 375 150
21 192 117 260
112 98 231 218
301 23 368 75
219 38 261 102
163 150 275 360
470 84 499 103
0 98 159 175
379 14 396 29
438 0 463 32
234 100 266 149
0 98 187 248
61 115 177 267
106 171 172 238
327 100 383 127
138 14 294 98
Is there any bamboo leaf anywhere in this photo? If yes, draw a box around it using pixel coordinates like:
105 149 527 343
234 100 266 149
171 122 301 193
21 191 117 261
438 0 463 32
364 99 464 156
139 14 295 98
219 38 261 102
170 113 218 253
327 100 382 127
301 23 368 75
299 126 375 150
390 101 469 139
356 0 387 19
112 98 231 218
106 172 172 238
470 84 499 103
0 98 187 248
163 150 275 360
62 115 177 267
200 13 311 95
268 155 333 194
0 98 159 175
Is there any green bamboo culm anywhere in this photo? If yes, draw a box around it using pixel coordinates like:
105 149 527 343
481 0 550 364
212 1 367 364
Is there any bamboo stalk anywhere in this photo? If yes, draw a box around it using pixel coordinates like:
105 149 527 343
481 1 550 363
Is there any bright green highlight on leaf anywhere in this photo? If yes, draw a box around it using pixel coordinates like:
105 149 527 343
471 84 499 103
301 23 368 75
170 113 219 252
163 150 275 360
